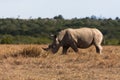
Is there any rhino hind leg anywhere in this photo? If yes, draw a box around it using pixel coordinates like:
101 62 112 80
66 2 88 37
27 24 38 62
95 45 102 54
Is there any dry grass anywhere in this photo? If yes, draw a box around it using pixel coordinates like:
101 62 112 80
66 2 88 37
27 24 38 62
0 45 120 80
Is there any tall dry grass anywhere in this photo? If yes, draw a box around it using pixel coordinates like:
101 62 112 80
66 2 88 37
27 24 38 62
0 45 120 80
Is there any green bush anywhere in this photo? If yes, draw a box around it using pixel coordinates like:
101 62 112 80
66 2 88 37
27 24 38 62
0 17 120 45
105 39 120 45
1 35 14 44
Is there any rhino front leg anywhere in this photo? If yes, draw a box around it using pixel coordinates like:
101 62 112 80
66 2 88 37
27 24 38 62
62 46 69 54
70 43 78 53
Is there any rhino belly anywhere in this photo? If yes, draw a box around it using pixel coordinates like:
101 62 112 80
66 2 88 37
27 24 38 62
77 38 93 48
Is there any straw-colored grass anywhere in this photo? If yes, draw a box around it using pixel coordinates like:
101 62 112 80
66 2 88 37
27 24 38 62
0 45 120 80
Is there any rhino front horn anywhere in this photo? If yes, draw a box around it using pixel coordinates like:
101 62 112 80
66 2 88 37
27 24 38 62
42 47 50 51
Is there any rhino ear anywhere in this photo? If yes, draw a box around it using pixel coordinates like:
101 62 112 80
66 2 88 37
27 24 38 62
54 35 57 38
50 34 57 39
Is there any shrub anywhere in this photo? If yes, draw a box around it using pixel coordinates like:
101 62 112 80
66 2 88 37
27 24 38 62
19 46 42 57
1 35 13 44
105 39 119 45
12 46 49 58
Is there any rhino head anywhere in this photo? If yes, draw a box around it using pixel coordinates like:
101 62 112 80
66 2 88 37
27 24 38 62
43 35 60 53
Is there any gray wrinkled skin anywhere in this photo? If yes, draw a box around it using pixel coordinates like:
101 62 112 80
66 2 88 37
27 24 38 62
43 27 103 54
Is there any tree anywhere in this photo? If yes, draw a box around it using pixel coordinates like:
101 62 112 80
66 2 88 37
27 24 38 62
115 17 119 20
54 15 64 19
91 15 97 20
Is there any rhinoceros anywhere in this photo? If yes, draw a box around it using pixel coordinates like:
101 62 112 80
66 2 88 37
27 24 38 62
43 27 103 54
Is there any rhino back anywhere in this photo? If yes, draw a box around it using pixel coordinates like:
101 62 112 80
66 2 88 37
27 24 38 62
57 28 94 48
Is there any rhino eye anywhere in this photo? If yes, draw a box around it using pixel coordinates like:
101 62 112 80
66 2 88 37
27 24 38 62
52 45 56 48
53 46 56 48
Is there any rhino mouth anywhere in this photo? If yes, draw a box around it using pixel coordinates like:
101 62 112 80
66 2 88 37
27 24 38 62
42 47 57 53
42 44 52 51
42 44 58 54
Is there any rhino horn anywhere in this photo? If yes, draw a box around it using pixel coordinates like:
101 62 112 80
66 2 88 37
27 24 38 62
42 47 50 51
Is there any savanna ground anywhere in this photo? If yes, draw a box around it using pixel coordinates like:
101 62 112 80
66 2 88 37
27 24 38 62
0 45 120 80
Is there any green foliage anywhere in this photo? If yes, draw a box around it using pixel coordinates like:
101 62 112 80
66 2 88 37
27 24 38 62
0 16 120 45
54 15 64 19
105 39 120 45
1 35 13 44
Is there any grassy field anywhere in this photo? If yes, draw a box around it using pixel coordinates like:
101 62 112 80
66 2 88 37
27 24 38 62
0 45 120 80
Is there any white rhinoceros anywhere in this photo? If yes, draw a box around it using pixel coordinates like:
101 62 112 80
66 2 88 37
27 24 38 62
43 27 103 54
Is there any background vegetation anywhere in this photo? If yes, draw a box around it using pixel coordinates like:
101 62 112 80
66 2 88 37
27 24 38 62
0 15 120 45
